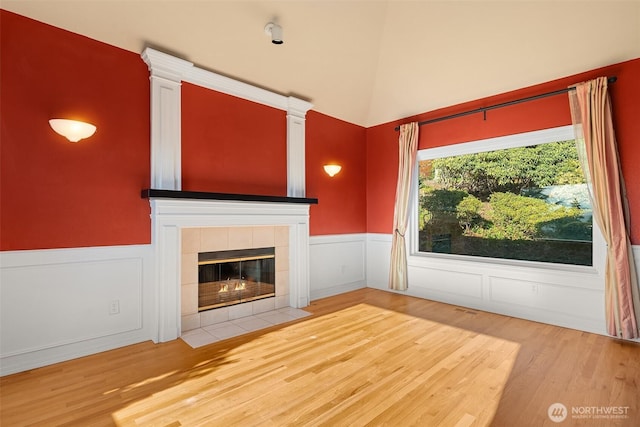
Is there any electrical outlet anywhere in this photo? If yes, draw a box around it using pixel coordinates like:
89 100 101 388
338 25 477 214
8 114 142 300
531 284 539 294
109 300 120 315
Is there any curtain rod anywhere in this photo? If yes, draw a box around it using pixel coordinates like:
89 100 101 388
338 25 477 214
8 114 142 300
394 76 617 131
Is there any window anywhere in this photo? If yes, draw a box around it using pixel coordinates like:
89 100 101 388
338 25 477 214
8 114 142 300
412 126 593 267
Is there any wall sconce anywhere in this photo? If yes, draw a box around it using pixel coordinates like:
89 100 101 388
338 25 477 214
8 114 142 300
49 119 97 142
323 164 342 177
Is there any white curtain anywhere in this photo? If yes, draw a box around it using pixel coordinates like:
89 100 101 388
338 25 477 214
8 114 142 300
389 122 419 291
569 77 640 339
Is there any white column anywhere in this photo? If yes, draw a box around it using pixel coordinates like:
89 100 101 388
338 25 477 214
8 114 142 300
141 48 193 190
287 97 313 198
289 221 311 308
155 221 181 342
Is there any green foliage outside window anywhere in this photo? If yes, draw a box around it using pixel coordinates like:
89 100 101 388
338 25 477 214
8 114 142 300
431 141 584 198
418 140 592 266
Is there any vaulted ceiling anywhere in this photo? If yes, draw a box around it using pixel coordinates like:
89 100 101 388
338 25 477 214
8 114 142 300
3 1 639 127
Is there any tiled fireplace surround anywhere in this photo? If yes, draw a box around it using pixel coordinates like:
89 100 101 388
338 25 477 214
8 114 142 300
180 225 291 331
149 197 311 343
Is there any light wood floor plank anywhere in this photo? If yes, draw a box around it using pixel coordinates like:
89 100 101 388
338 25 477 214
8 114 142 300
1 288 638 426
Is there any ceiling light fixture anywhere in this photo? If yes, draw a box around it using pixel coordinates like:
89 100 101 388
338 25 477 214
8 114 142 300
49 119 97 142
264 22 283 45
323 164 342 177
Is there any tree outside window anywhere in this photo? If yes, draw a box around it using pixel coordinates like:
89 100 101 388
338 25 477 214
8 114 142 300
417 140 592 266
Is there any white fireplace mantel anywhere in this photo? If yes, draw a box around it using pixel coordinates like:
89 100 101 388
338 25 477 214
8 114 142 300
150 196 313 342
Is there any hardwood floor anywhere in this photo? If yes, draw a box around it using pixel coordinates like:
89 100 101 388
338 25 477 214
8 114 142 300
1 288 638 426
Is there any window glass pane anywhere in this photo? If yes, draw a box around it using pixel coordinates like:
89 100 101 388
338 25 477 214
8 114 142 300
417 140 592 266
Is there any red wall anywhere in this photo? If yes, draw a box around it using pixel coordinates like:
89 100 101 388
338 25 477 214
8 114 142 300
0 11 151 250
181 83 287 196
366 58 640 244
0 11 367 250
3 11 637 249
306 111 367 235
180 86 369 236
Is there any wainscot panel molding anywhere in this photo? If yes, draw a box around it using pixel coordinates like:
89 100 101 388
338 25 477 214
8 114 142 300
309 234 367 300
366 234 640 337
0 244 154 376
366 233 393 289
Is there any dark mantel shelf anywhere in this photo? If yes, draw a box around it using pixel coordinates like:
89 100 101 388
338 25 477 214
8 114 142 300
142 189 318 205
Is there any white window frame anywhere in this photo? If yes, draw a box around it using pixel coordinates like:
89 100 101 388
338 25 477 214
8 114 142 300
409 125 606 274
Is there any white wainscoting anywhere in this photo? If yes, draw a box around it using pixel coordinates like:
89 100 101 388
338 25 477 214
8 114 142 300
0 245 154 376
367 233 640 337
366 234 393 289
309 234 367 300
2 235 637 375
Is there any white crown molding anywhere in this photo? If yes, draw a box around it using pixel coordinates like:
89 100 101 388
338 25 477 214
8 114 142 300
185 67 283 111
184 66 313 114
141 48 193 82
141 47 314 114
288 96 314 118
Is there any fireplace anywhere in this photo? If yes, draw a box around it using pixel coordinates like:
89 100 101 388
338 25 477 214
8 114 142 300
198 247 275 311
179 223 296 332
147 193 316 342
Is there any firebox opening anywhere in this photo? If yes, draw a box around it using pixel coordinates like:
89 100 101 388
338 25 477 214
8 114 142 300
198 247 275 311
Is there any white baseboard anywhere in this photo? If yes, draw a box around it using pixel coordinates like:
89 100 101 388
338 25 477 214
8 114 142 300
0 245 154 376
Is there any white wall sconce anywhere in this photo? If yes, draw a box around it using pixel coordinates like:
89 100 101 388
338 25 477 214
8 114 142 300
264 22 283 45
49 119 97 142
323 164 342 177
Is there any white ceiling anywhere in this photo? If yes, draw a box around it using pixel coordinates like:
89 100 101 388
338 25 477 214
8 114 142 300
3 1 639 127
